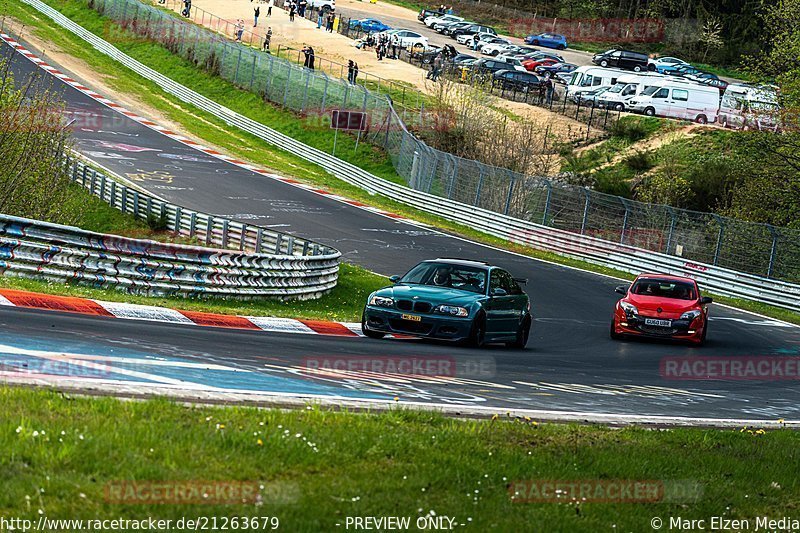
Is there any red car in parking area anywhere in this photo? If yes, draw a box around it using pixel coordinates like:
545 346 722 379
522 57 558 72
610 274 713 345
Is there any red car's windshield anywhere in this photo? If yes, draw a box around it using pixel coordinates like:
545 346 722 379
631 278 697 300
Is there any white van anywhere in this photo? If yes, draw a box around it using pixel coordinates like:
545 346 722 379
627 81 720 123
565 66 627 100
598 73 667 111
718 84 780 131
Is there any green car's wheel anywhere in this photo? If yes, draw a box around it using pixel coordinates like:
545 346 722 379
508 315 531 349
361 312 385 339
469 312 487 348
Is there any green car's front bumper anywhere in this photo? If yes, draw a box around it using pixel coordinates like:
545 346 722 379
363 306 473 340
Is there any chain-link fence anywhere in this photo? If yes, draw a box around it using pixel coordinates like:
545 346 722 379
85 0 800 282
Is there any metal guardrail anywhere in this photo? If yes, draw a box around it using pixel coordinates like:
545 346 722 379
0 154 340 299
19 0 800 311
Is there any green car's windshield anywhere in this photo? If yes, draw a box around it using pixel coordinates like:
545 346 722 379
399 262 488 294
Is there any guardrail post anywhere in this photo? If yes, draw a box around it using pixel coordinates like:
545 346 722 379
174 206 182 233
504 173 516 215
189 212 197 238
133 191 139 217
255 228 263 253
712 215 725 266
110 181 117 209
121 187 128 214
619 198 630 244
222 219 229 248
313 243 320 256
766 225 779 278
287 236 295 255
81 165 88 187
542 180 552 226
274 233 283 254
147 197 153 218
240 226 247 251
302 241 310 256
99 173 107 201
206 217 213 246
664 207 677 255
580 189 591 235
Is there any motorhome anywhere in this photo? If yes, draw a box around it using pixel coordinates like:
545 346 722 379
626 80 721 123
565 66 627 100
718 84 780 131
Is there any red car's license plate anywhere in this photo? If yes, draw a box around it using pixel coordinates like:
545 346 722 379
644 318 672 327
401 314 422 322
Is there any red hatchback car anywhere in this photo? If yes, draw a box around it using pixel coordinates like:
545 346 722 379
610 274 713 345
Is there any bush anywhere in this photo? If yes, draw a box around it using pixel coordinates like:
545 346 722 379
609 117 663 143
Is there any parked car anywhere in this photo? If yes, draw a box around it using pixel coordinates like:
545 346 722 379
610 274 712 346
535 62 577 79
379 29 429 49
668 64 705 77
522 57 559 72
467 58 526 80
441 21 472 35
414 44 456 64
573 86 611 106
418 8 444 22
492 69 543 93
686 71 720 82
424 14 463 28
522 50 564 63
451 24 496 38
692 77 729 94
308 0 335 14
465 32 498 49
649 56 687 73
351 18 391 33
478 38 512 55
591 49 650 72
362 259 532 348
524 33 568 50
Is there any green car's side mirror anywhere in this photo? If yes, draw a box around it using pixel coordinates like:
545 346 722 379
615 285 628 295
389 275 401 283
491 288 508 297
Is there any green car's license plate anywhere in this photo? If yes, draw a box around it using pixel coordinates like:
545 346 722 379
401 314 422 322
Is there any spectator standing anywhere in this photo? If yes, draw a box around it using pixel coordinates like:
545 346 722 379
326 13 334 32
299 0 307 17
262 27 272 51
267 0 273 16
302 45 316 70
317 9 323 28
352 62 359 84
289 3 295 21
538 81 546 104
347 60 355 83
390 34 398 59
545 77 554 104
431 54 443 81
254 6 260 26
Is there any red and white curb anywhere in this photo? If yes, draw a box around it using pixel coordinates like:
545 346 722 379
0 288 388 338
0 33 418 224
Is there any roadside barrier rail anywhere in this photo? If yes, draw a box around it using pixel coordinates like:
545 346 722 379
0 154 340 299
16 0 800 311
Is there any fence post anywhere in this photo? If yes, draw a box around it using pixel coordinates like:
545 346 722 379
321 76 329 112
473 167 484 206
542 180 552 226
301 70 311 112
283 65 292 107
446 156 458 199
233 47 243 85
580 189 591 235
712 215 725 266
619 198 630 244
766 225 779 278
504 173 516 215
587 103 595 139
664 207 677 255
249 54 258 91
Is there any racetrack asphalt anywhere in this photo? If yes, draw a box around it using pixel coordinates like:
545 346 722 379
2 39 799 422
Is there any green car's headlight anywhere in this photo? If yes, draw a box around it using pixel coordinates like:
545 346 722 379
369 295 394 308
435 305 469 317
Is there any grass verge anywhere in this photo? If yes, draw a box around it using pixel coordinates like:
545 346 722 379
1 386 797 529
4 0 798 325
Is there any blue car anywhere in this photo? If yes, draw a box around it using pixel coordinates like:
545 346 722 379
351 18 391 33
362 259 532 348
524 33 568 50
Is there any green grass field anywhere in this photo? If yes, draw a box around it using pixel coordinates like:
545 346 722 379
1 386 797 530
